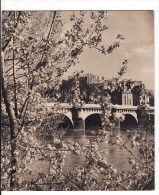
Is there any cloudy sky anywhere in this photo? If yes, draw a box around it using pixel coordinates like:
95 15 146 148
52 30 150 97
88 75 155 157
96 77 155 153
62 11 154 90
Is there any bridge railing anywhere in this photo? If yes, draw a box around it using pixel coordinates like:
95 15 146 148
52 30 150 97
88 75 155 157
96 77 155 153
45 103 154 113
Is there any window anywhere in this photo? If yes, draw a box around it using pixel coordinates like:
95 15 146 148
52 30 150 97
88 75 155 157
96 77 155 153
122 93 133 105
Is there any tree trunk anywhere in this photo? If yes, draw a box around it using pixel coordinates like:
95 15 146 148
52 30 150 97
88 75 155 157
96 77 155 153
1 51 18 189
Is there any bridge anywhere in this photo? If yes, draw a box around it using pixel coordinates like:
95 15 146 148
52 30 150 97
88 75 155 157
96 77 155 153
46 103 154 131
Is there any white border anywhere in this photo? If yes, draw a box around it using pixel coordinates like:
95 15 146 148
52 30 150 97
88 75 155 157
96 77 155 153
1 1 159 195
1 0 158 11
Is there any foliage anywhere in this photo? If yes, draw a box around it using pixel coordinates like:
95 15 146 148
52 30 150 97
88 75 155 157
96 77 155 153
1 11 154 191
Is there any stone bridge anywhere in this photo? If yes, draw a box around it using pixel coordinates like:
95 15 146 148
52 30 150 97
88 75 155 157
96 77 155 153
46 103 154 130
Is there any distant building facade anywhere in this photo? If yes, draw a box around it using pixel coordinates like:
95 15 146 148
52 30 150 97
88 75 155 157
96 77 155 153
122 89 133 106
68 74 100 84
119 80 150 106
86 74 100 84
52 74 153 107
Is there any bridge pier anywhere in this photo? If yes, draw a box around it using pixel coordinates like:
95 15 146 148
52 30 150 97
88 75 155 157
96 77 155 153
116 119 121 129
73 118 85 131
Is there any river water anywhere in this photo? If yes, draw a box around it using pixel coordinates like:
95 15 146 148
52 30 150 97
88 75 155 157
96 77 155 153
29 126 144 178
62 127 140 174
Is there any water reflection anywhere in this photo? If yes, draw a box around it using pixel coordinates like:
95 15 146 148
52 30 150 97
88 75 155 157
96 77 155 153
31 125 148 178
62 126 139 174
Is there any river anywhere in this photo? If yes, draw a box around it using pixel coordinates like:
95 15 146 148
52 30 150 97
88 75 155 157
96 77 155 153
62 126 141 174
28 125 145 178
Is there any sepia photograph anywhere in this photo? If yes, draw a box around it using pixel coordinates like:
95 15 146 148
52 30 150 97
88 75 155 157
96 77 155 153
1 1 158 192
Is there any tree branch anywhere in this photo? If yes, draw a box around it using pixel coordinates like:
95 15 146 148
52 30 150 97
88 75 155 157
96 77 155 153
40 11 57 63
19 76 34 119
1 51 18 137
2 11 22 52
61 172 84 190
112 132 148 167
2 37 12 51
12 37 18 117
30 182 42 191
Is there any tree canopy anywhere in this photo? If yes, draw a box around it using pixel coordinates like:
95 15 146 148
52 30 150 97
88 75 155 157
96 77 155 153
1 11 154 191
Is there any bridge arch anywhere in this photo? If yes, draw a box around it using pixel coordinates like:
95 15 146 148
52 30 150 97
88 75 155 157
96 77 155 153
36 113 73 137
80 110 102 121
57 114 74 131
56 110 73 125
85 113 102 130
120 114 138 128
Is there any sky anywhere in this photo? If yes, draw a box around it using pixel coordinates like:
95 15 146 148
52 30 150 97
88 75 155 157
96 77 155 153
62 11 154 90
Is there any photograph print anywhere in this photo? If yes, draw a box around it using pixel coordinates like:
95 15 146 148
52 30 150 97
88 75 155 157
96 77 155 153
1 10 154 191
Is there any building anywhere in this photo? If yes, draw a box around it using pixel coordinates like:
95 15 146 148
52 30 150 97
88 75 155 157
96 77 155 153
58 75 152 106
86 73 100 84
122 89 133 106
120 80 150 106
